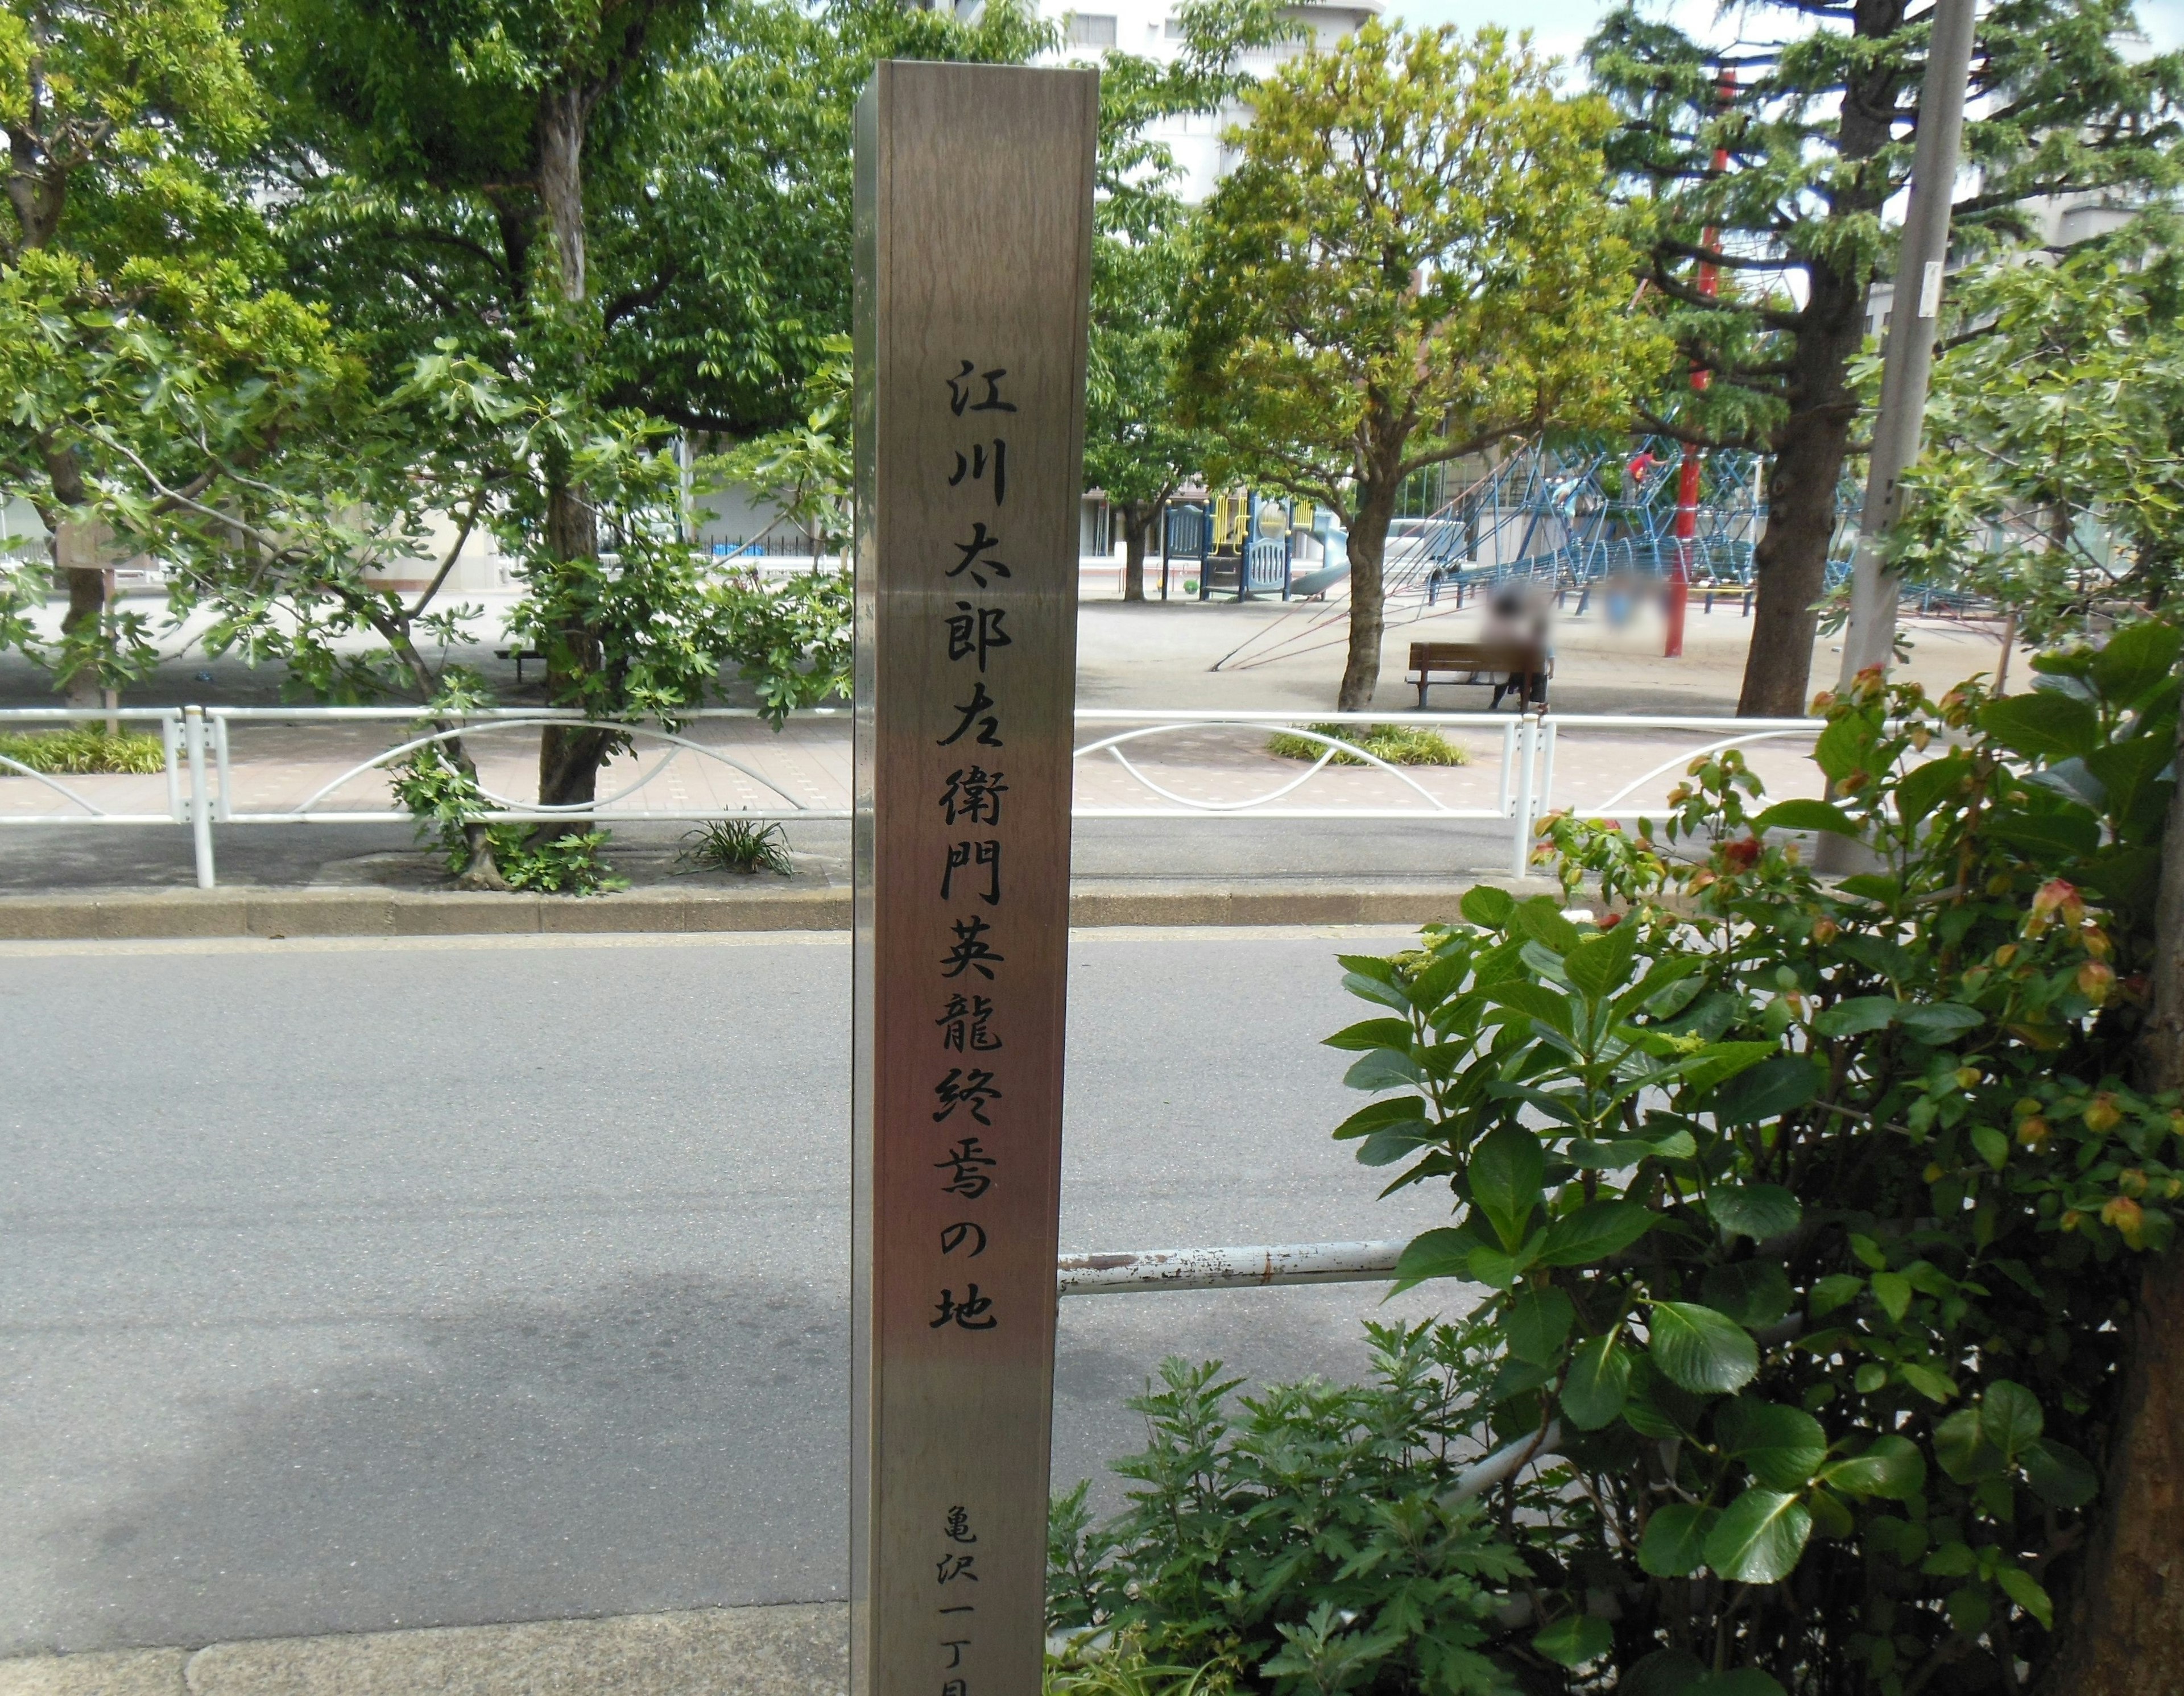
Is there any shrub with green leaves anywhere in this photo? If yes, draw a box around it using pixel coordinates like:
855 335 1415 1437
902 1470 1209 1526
1268 724 1470 767
0 727 167 775
1326 624 2179 1690
1048 1320 1533 1695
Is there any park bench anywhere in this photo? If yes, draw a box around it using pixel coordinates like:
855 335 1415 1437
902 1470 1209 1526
1406 642 1550 710
495 646 548 682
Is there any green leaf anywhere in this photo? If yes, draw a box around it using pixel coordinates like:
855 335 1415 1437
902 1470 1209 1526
1470 1123 1545 1249
1989 810 2102 862
1333 1095 1429 1140
1814 714 1879 784
1719 1400 1829 1490
1709 1184 1802 1243
1996 1564 2055 1630
1356 1126 1438 1166
1871 1271 1913 1322
1897 1002 1987 1041
1459 885 1516 929
1538 1200 1656 1266
1821 1434 1926 1501
1980 1380 2044 1460
1815 995 1899 1037
2022 1437 2099 1509
1512 896 1580 954
1809 1273 1866 1318
1483 980 1575 1038
1340 969 1413 1012
1323 1016 1415 1052
1468 1240 1537 1289
1895 753 1974 827
1982 690 2099 762
1753 797 1859 837
1505 1287 1576 1364
1531 1614 1612 1668
1935 1407 2007 1483
1388 1227 1479 1294
1703 1260 1793 1329
2088 618 2183 710
1705 1054 1818 1123
1343 1048 1423 1092
1564 920 1639 999
1703 1487 1813 1583
1970 1124 2009 1170
1649 1301 1760 1395
1561 1333 1631 1430
1639 1503 1716 1577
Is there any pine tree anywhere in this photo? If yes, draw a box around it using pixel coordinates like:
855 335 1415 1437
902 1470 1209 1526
1588 0 2184 716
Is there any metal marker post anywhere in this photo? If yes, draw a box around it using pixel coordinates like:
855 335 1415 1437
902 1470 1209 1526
1836 0 1978 685
185 705 214 889
850 61 1096 1696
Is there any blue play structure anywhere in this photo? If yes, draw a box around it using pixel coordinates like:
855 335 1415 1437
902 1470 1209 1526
1199 435 1864 673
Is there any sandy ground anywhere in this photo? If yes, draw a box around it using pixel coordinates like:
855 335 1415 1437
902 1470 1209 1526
0 577 2026 717
1070 589 2028 715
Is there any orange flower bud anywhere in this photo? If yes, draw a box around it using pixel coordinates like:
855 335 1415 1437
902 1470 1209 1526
2061 1209 2083 1232
2016 1116 2051 1149
1812 917 1839 945
1955 1066 1982 1091
2119 1168 2149 1197
1910 726 1933 752
1993 944 2018 967
2078 961 2115 1003
2082 926 2112 961
2102 1195 2145 1242
2033 879 2079 917
2084 1093 2123 1134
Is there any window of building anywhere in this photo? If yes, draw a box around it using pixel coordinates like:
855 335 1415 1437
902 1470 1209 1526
1164 13 1186 35
1069 13 1117 45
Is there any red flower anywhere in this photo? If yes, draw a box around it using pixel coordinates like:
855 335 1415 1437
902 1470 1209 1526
1722 837 1763 871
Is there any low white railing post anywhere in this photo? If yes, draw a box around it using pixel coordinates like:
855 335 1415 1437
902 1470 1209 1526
185 706 215 889
1497 719 1516 817
162 714 184 824
213 712 233 822
1537 717 1558 819
1509 714 1537 877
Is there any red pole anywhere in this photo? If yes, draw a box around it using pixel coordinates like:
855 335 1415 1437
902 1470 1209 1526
1665 69 1735 661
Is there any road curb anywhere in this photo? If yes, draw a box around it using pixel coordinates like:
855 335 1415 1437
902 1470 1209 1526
0 879 1556 941
0 1602 846 1695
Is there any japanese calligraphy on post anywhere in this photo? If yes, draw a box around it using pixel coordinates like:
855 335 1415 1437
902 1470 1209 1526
849 60 1096 1696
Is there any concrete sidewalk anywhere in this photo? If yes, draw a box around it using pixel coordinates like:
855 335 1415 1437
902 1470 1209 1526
0 1603 845 1695
0 875 1550 941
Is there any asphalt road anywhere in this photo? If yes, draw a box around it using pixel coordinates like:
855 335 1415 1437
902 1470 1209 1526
0 816 1517 894
0 928 1469 1656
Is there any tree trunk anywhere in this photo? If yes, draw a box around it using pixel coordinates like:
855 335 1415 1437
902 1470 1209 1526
536 87 588 303
2041 704 2184 1695
1120 502 1151 602
1339 481 1397 712
58 551 106 709
1738 262 1867 718
530 80 614 817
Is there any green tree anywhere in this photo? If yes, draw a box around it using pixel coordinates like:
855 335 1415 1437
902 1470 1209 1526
0 0 340 702
1079 0 1287 602
1327 635 2179 1689
236 0 1042 883
1893 231 2184 644
1588 0 2184 717
1178 23 1665 711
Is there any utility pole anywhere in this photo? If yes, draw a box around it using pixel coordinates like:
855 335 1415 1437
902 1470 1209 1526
1666 69 1737 661
1835 0 1979 685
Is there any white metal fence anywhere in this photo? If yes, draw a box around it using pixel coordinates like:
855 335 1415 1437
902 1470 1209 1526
0 704 1827 889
